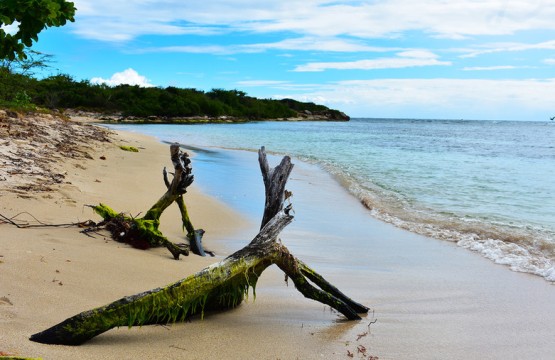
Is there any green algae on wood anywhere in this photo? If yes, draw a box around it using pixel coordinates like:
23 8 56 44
29 228 282 345
90 203 118 220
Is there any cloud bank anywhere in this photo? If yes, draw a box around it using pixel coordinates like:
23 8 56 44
270 78 555 120
294 50 450 72
90 68 154 87
71 1 555 42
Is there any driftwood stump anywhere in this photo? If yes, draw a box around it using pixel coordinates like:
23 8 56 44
30 146 368 345
89 144 206 259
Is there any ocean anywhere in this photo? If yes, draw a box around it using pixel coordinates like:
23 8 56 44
106 119 555 281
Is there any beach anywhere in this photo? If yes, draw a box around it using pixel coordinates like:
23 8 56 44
1 113 555 360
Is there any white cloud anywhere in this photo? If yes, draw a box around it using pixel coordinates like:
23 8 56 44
136 37 397 55
90 68 154 87
544 58 555 65
273 78 555 120
235 79 326 93
246 37 396 53
294 50 450 72
462 65 523 71
459 40 555 58
237 80 292 87
70 1 555 42
139 45 234 55
396 50 439 59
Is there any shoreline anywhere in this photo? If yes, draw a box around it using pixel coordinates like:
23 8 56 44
67 109 350 124
2 113 555 359
103 119 555 283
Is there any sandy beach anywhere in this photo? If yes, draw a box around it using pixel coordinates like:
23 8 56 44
2 113 555 360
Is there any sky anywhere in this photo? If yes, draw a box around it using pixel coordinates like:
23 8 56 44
16 0 555 120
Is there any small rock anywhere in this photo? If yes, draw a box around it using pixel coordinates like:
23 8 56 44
0 296 13 306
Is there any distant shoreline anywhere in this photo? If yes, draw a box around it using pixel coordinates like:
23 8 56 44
66 109 350 124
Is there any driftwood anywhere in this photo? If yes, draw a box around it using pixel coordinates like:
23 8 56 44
88 144 206 259
30 147 368 345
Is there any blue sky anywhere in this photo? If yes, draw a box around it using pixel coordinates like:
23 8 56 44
19 1 555 120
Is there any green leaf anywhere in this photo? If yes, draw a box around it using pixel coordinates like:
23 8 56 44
0 16 14 25
0 0 76 61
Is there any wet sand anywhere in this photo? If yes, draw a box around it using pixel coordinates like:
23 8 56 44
1 116 554 359
183 147 555 359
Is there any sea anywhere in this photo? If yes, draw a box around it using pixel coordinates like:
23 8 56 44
106 118 555 282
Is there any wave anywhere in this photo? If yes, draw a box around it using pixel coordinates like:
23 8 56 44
305 157 555 283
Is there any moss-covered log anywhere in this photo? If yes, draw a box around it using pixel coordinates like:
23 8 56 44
29 212 291 345
30 147 368 345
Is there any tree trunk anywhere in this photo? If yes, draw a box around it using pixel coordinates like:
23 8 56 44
30 146 368 345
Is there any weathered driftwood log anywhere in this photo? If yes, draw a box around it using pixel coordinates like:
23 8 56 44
89 144 206 259
30 147 368 345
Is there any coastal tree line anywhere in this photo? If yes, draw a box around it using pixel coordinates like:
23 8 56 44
0 63 348 121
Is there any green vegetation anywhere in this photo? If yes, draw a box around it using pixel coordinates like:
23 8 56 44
0 0 76 60
0 65 349 121
119 145 139 152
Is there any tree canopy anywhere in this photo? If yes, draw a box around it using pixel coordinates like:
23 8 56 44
0 0 76 60
0 68 350 121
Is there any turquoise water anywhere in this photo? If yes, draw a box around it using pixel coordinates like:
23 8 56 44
107 119 555 281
